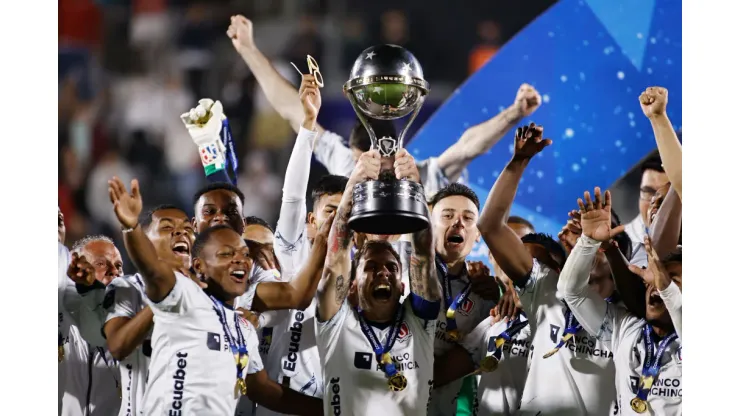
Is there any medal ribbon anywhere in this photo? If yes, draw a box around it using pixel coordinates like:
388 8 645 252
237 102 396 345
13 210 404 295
484 311 529 364
436 256 472 333
220 118 238 186
211 296 249 381
543 307 582 358
356 304 405 381
634 324 678 403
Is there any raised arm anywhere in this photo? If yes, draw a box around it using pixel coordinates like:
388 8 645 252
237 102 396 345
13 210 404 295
108 177 176 302
639 87 682 200
275 74 321 249
478 124 551 285
228 15 322 136
558 188 625 336
437 84 541 182
251 211 333 312
648 186 682 259
317 151 381 321
181 99 237 185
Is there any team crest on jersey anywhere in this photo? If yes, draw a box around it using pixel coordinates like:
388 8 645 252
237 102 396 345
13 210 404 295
397 322 411 343
629 376 640 394
458 298 475 316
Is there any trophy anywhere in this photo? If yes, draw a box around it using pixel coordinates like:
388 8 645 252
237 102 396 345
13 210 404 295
343 44 430 235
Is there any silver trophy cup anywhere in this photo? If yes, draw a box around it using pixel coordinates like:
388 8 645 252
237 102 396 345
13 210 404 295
343 44 430 235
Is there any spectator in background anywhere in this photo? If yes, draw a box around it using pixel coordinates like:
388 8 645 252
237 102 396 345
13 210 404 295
342 16 368 71
86 142 135 234
624 156 670 267
238 151 282 225
59 0 102 102
285 15 325 66
380 9 412 48
469 20 503 75
178 2 218 99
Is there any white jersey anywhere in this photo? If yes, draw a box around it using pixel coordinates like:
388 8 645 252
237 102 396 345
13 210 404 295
516 259 617 416
429 261 496 416
142 273 263 416
625 215 648 267
461 315 532 416
104 274 151 416
601 304 682 416
317 299 437 416
59 242 121 416
314 129 465 198
233 266 283 416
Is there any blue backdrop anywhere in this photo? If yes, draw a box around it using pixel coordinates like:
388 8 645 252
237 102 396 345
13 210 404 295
408 0 682 264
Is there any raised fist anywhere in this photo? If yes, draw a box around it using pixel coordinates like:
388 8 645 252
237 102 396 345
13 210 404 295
180 99 225 147
513 83 542 118
639 86 668 119
227 15 255 55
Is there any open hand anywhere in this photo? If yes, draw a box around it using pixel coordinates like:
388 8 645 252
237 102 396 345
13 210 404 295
227 15 255 54
639 86 668 119
513 83 542 118
513 122 552 161
315 212 336 244
299 74 322 129
108 177 142 230
578 187 624 242
67 252 96 286
393 148 421 182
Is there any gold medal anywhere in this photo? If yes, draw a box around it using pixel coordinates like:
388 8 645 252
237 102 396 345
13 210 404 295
237 378 248 396
58 345 65 363
478 355 499 373
630 397 647 414
447 329 460 342
236 353 250 371
388 373 407 392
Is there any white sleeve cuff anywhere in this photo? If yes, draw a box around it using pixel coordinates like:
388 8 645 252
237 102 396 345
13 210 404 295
658 281 682 310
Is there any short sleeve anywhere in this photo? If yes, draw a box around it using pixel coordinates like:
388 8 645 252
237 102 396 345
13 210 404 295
416 157 449 198
317 300 350 358
245 323 264 375
236 282 260 311
144 272 201 315
105 277 140 323
250 264 282 283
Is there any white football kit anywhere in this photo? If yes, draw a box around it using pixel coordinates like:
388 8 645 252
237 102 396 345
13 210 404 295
142 273 263 415
317 298 438 416
461 314 532 415
59 242 121 416
516 258 617 416
104 274 151 416
559 236 682 416
429 257 496 416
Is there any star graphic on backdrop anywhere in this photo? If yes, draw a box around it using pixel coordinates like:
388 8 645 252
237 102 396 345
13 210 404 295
401 62 412 73
372 86 383 94
365 51 377 60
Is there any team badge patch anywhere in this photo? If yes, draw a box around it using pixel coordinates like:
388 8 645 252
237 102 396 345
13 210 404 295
458 298 475 315
397 322 411 343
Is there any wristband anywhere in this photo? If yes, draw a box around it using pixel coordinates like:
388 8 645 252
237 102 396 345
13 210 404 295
122 224 139 234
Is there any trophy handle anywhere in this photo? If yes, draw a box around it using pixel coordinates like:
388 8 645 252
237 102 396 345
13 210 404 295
345 90 427 158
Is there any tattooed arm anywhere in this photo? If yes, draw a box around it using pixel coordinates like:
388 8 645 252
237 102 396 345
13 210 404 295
316 150 380 322
409 203 443 319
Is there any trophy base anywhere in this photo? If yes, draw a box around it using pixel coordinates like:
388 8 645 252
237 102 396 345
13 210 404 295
348 180 429 235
